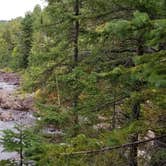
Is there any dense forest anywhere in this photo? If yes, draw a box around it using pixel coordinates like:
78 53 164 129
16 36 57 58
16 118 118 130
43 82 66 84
0 0 165 165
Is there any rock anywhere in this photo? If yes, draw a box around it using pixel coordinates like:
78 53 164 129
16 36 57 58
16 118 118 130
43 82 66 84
93 123 110 130
0 112 14 121
0 71 20 85
0 88 34 111
0 72 34 111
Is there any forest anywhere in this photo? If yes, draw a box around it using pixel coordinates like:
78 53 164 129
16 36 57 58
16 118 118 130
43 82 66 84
0 0 165 166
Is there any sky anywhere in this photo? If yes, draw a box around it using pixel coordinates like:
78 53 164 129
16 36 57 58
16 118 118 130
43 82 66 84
0 0 47 20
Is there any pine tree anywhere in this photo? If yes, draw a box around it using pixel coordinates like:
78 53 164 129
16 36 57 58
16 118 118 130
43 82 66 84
0 0 164 165
20 13 33 68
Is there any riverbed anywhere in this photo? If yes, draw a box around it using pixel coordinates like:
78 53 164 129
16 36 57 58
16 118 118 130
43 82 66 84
0 75 35 161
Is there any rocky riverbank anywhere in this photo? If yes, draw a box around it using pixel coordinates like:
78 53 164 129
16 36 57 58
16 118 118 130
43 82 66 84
0 71 34 113
0 71 36 161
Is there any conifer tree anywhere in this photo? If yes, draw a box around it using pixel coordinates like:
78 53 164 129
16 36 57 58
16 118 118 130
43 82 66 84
20 13 33 68
0 0 165 165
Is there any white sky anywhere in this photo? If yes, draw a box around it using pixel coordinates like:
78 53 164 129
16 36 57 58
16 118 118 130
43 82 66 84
0 0 47 20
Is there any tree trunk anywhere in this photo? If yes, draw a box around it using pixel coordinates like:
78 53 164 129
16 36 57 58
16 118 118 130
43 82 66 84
137 38 144 56
129 102 140 166
19 128 24 166
74 0 79 65
111 90 116 129
73 0 80 136
56 74 61 106
129 37 143 166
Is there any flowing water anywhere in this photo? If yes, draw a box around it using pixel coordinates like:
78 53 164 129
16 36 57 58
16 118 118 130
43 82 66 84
0 81 35 161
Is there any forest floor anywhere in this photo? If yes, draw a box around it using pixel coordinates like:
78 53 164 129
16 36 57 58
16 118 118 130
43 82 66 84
0 71 35 160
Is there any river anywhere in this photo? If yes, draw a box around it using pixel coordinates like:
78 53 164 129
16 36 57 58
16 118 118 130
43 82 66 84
0 80 35 161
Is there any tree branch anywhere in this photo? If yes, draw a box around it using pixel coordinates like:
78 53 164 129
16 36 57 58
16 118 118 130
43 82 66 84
61 135 166 156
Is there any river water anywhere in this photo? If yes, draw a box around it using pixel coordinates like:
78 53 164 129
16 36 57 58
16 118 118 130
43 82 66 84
0 81 35 161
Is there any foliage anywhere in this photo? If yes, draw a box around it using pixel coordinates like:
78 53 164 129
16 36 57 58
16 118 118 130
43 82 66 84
0 0 165 165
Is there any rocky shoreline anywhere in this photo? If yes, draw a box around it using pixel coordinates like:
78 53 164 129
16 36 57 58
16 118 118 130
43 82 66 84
0 71 36 161
0 71 34 119
0 90 34 111
0 71 20 85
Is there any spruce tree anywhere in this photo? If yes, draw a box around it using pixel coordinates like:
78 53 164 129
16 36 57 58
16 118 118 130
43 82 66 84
20 13 33 68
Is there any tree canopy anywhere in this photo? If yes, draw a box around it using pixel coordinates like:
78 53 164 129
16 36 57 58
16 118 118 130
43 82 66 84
0 1 165 166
